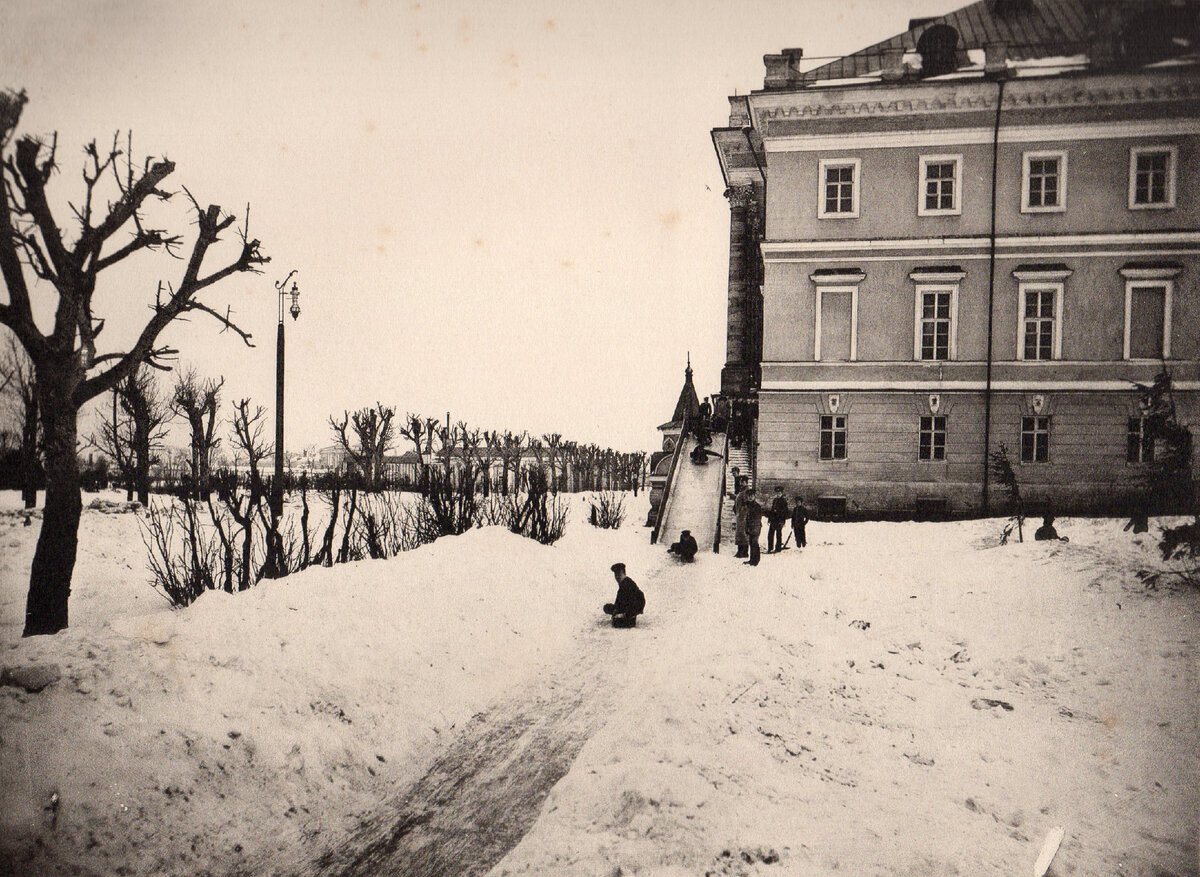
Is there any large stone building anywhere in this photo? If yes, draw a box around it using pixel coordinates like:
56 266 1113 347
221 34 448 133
712 0 1200 518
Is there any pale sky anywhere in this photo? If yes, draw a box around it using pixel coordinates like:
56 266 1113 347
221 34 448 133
1 0 961 453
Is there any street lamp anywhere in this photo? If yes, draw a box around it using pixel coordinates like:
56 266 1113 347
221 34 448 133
272 270 300 522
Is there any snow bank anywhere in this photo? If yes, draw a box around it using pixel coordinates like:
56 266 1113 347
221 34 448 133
2 495 1196 877
0 493 644 876
491 516 1199 877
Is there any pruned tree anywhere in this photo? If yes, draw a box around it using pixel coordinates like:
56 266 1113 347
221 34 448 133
330 403 395 490
93 384 135 500
171 366 224 499
216 399 273 588
398 412 440 493
500 430 526 495
118 364 169 505
542 432 562 494
0 91 267 635
2 331 39 507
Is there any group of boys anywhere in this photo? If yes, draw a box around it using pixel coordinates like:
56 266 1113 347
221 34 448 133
732 471 807 567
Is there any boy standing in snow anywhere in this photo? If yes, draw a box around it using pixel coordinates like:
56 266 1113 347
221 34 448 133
790 498 808 548
603 562 646 628
767 487 789 553
733 478 751 558
743 490 763 566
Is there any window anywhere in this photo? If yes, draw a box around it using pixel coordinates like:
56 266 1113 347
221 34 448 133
919 416 946 461
1022 151 1067 212
818 159 860 218
1021 416 1050 463
916 286 956 360
815 285 858 362
919 155 961 216
1129 146 1177 209
1018 283 1062 361
1124 281 1172 360
1127 417 1154 464
819 415 847 460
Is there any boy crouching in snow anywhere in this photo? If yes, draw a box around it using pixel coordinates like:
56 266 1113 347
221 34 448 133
603 562 645 628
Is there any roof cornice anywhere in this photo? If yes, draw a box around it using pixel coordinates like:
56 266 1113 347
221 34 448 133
747 69 1200 130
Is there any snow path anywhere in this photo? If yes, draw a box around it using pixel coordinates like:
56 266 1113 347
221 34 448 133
307 551 691 876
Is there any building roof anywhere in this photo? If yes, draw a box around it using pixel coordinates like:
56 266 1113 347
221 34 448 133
796 0 1196 84
659 358 701 431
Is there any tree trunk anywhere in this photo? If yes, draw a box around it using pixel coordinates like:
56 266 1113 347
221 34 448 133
24 367 81 636
20 395 38 509
134 431 151 506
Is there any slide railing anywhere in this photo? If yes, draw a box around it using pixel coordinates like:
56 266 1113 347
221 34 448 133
712 430 729 553
650 414 688 545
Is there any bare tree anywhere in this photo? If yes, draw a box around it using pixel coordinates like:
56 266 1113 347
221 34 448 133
0 91 267 635
217 399 273 587
119 364 169 505
93 384 135 500
473 428 500 497
329 403 395 490
1 332 39 507
398 412 440 493
171 367 224 499
542 432 563 494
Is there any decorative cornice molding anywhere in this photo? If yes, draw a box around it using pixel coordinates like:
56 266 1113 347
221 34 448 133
750 75 1200 124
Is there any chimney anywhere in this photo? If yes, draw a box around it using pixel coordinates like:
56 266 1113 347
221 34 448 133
764 47 805 89
880 46 907 81
984 41 1009 77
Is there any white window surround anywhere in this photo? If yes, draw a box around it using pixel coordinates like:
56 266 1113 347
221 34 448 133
1016 281 1064 361
1021 150 1068 213
917 154 962 216
1123 280 1173 360
1128 145 1177 210
913 284 959 361
1120 264 1180 360
813 285 859 361
817 158 861 219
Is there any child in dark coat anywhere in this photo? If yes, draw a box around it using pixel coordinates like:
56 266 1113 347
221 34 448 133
603 562 646 628
791 498 808 548
668 530 699 562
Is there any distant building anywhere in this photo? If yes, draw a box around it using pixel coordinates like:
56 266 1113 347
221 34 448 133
712 0 1200 517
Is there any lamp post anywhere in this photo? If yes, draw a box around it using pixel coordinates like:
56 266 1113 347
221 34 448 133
272 270 301 523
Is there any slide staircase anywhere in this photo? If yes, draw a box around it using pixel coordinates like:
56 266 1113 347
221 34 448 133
719 443 753 552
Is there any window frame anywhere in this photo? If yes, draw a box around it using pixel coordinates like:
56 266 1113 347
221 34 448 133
1016 281 1064 362
917 154 962 217
814 284 859 362
1127 416 1155 464
913 283 959 362
918 415 947 462
1123 279 1173 361
1021 150 1068 213
1020 415 1051 464
819 414 848 461
817 158 861 219
1128 145 1177 210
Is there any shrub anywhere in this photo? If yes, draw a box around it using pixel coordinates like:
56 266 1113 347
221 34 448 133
588 491 626 529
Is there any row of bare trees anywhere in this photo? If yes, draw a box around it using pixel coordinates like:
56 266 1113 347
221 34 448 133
329 404 648 496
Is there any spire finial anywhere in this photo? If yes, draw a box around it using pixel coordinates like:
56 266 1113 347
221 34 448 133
686 351 692 379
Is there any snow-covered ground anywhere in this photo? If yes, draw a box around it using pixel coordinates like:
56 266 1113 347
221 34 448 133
0 490 1196 876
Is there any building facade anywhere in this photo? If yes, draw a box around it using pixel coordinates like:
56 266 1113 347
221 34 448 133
713 0 1200 517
